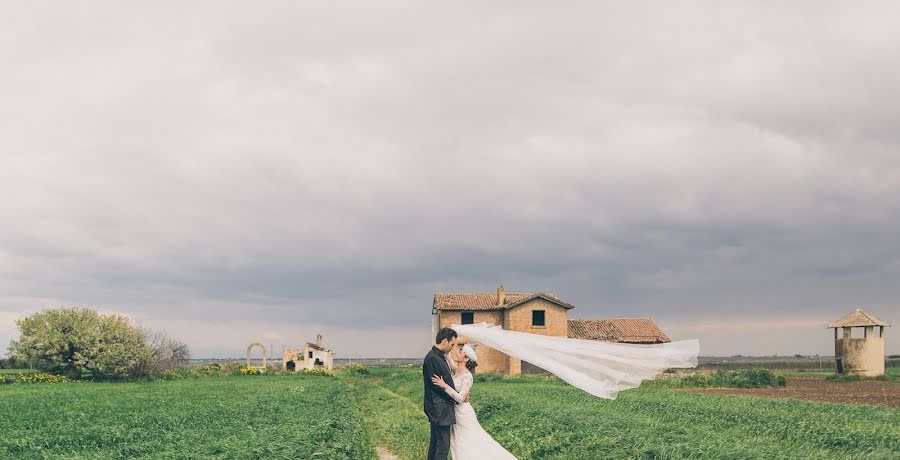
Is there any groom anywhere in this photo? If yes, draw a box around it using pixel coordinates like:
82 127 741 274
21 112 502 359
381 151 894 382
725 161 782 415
423 327 458 460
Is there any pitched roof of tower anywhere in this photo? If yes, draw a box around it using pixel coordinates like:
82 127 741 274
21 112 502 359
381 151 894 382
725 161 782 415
568 319 671 343
827 308 891 328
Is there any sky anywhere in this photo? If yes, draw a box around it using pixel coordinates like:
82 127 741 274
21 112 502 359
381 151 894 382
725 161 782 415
1 1 898 358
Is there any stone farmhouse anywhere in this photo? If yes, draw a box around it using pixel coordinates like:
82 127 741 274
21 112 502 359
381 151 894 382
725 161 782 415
282 334 334 372
432 285 671 375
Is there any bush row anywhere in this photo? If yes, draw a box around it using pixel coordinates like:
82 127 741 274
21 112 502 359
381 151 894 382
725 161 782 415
645 368 787 389
472 368 786 389
0 362 349 384
698 358 900 371
149 362 339 380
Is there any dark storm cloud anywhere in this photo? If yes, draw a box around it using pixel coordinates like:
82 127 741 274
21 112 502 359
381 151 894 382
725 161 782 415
1 1 899 356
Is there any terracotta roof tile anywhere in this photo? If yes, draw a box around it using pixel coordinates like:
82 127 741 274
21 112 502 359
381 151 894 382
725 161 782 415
433 292 573 311
568 319 671 343
306 343 329 351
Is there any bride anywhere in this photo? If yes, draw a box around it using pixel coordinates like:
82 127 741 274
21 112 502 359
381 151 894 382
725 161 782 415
430 343 517 460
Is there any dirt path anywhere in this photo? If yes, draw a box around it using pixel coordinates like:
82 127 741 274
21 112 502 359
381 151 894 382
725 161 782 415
343 375 426 460
376 446 398 460
683 377 900 408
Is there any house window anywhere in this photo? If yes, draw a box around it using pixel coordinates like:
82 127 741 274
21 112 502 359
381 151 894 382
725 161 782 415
461 312 474 325
532 310 545 327
309 351 313 359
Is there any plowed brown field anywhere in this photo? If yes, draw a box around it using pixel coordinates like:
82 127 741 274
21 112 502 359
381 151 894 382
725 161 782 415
684 376 900 408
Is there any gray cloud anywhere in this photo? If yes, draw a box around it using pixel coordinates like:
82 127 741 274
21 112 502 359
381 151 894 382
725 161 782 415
1 1 899 357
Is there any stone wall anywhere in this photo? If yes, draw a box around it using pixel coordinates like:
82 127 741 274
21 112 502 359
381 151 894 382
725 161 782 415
438 310 507 373
438 310 504 330
835 334 885 376
504 298 569 375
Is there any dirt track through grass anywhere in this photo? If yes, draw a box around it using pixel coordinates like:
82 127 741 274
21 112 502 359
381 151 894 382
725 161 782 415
343 375 430 460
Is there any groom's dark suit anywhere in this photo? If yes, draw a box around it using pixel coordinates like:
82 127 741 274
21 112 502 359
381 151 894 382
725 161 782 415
423 345 457 460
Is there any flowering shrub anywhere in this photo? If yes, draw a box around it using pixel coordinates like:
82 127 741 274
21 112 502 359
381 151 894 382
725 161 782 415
9 308 150 379
300 368 335 377
240 366 263 375
0 372 70 384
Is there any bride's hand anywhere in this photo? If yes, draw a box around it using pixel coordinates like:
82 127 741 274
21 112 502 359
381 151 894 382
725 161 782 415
430 375 448 389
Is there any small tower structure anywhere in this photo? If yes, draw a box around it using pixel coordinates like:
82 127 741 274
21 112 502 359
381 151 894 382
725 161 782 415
828 308 891 376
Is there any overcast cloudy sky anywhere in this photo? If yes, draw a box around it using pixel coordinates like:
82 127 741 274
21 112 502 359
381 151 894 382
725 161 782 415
1 2 898 358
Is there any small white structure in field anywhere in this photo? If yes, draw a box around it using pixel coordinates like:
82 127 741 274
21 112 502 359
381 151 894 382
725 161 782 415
282 334 334 372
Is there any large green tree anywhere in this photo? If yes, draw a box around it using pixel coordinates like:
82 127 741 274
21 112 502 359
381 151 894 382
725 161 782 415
8 308 151 379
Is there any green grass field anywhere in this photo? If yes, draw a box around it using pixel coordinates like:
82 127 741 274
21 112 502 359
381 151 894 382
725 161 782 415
0 374 373 459
777 370 836 377
2 367 898 459
349 367 899 460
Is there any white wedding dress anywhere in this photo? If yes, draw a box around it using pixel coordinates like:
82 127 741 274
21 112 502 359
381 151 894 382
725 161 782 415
444 371 517 460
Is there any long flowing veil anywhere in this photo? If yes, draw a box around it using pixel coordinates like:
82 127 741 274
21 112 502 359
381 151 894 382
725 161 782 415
451 323 699 399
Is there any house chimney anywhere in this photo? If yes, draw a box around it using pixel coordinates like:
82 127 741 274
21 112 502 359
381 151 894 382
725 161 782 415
497 284 506 306
316 334 323 347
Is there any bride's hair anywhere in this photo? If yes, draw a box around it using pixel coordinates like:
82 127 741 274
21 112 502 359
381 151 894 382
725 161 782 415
465 359 477 372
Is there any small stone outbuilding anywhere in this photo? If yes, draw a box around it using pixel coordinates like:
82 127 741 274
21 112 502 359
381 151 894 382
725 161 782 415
282 334 334 372
828 308 891 376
